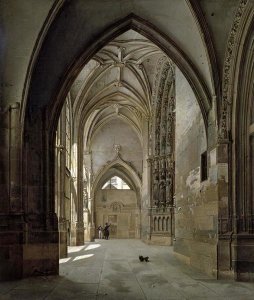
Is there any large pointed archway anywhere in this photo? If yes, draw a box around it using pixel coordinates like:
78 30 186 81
13 6 216 280
92 155 142 240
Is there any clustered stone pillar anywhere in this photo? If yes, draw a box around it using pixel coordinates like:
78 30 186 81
83 153 94 242
0 104 59 280
217 140 232 279
22 112 59 278
217 135 254 281
9 103 22 212
56 142 67 258
75 160 85 245
0 103 25 280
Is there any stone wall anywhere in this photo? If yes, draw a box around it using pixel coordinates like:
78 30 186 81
174 68 218 277
95 189 140 239
90 118 142 176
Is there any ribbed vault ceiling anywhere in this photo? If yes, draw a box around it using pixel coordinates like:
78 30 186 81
70 30 172 149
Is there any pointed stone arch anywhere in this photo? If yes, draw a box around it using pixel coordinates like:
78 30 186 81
19 6 216 280
92 153 142 196
21 13 213 231
91 154 142 241
23 13 212 138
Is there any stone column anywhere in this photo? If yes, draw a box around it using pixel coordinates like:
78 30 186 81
70 176 78 245
75 145 85 245
88 196 95 241
70 139 84 246
84 152 95 242
21 112 59 279
0 106 59 280
9 103 22 212
217 140 234 279
217 135 254 281
146 157 153 240
0 103 25 280
58 144 67 258
55 112 67 258
140 118 150 241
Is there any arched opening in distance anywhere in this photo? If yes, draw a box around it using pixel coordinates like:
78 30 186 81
51 26 209 273
3 0 254 286
102 176 131 190
21 13 212 280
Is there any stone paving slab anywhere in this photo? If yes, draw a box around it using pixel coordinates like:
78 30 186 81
0 239 254 299
197 280 254 297
46 282 98 299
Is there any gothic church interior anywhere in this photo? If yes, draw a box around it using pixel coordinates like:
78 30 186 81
1 0 254 288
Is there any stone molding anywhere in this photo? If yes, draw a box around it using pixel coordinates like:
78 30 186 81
219 0 248 142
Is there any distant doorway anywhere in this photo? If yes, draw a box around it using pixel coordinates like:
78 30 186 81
95 176 140 239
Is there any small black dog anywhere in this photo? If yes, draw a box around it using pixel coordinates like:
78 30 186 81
139 255 149 262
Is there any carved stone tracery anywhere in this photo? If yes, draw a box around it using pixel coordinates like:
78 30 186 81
149 56 175 209
219 0 248 142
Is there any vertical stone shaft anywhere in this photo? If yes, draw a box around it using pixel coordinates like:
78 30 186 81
9 103 22 212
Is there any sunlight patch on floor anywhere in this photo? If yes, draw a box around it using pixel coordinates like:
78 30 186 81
59 257 71 264
85 244 101 251
73 253 94 261
68 246 86 253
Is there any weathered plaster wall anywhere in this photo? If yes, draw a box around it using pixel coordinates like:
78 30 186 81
90 118 143 176
95 189 140 239
174 68 218 277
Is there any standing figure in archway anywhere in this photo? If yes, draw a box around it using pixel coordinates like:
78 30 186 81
98 225 103 239
104 223 111 240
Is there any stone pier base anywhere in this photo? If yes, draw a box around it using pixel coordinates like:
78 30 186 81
0 228 59 281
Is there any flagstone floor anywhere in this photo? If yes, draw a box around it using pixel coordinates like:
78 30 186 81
1 239 254 299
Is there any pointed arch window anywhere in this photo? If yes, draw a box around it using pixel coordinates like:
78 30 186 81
102 176 130 190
